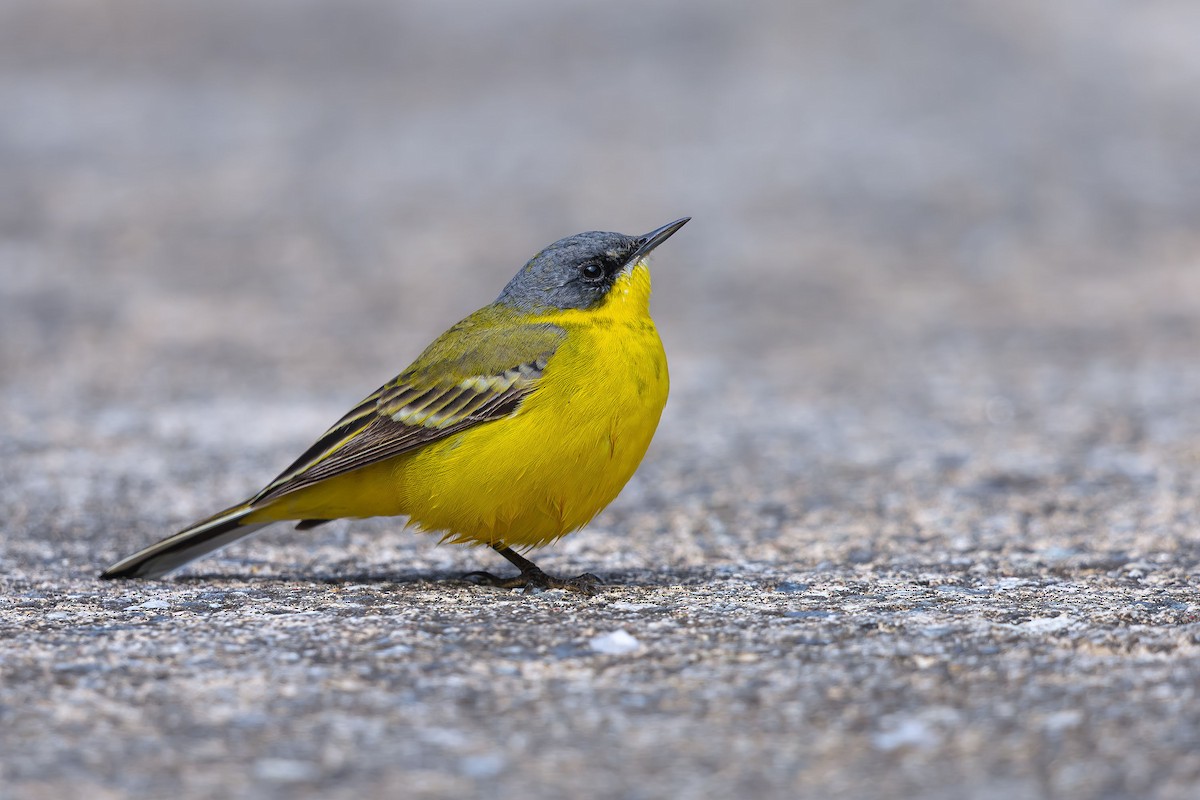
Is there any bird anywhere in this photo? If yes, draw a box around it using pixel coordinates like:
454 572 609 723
100 217 689 593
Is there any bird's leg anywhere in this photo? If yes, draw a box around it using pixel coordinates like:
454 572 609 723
463 545 601 595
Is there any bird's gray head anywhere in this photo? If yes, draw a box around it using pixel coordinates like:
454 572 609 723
496 218 689 312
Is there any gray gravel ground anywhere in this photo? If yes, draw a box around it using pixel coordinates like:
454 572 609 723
3 2 1200 798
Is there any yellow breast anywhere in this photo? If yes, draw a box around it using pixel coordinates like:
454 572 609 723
398 261 669 547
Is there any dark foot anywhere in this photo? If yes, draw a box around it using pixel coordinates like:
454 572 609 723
463 545 602 595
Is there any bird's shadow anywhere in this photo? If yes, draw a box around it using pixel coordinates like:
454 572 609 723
173 563 724 590
175 568 459 587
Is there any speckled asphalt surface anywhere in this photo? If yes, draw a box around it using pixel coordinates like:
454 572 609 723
3 2 1200 799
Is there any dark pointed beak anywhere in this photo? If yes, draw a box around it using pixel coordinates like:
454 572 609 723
629 217 690 263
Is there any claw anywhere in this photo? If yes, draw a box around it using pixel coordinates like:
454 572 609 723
461 544 603 595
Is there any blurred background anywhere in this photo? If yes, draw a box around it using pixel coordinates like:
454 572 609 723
3 2 1200 798
4 0 1197 391
3 0 1198 564
0 0 1197 575
9 0 1200 563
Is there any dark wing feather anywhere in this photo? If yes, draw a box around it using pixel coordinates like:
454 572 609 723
251 329 559 505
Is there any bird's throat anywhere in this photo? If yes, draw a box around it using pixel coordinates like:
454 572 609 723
605 260 654 317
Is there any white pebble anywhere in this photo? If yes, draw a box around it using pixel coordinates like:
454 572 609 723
588 629 641 655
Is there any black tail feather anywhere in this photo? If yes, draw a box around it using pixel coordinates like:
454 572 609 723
100 505 270 579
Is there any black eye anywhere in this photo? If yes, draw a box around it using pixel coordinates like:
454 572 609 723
580 262 604 282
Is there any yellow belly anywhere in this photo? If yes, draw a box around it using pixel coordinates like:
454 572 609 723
398 316 668 547
254 266 669 549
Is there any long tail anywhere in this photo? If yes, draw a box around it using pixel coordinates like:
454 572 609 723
99 504 272 579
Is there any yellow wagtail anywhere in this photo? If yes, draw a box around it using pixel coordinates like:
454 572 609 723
100 218 689 592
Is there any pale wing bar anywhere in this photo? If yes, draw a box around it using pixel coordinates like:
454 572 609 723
252 355 550 504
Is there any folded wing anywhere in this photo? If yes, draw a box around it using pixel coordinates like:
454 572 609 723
252 321 564 503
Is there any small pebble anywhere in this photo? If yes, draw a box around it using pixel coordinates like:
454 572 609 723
588 630 641 655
